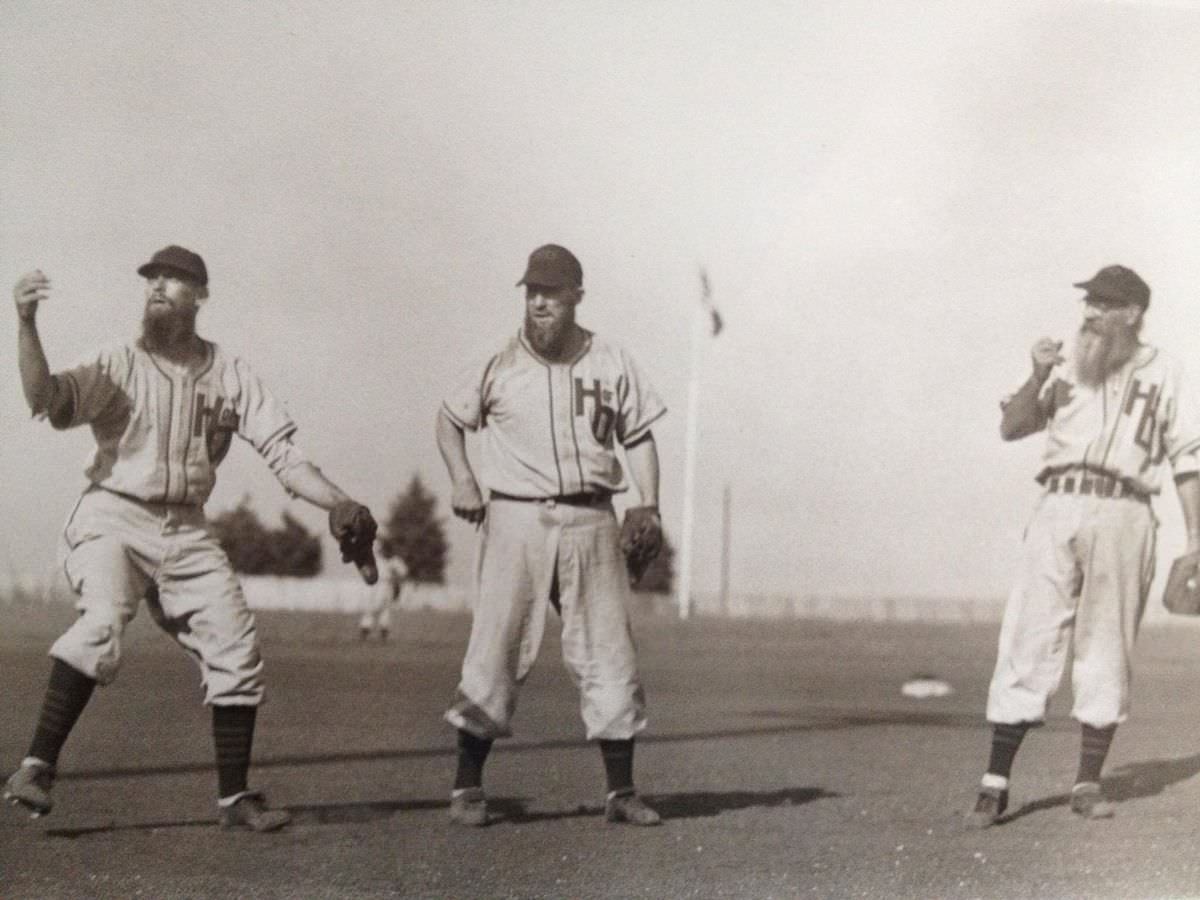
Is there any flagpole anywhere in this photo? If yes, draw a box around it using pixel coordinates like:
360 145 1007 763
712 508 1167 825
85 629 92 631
676 299 703 620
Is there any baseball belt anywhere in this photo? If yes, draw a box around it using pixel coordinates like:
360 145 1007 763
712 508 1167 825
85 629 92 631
1045 472 1147 502
489 490 612 508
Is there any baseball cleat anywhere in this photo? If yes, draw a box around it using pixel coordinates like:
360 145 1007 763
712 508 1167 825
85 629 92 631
218 792 291 832
965 786 1008 830
604 789 662 826
449 787 489 827
1069 782 1115 820
4 760 55 817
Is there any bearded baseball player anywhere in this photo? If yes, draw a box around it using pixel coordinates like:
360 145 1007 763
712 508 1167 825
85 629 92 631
967 265 1200 828
436 244 667 827
4 246 379 831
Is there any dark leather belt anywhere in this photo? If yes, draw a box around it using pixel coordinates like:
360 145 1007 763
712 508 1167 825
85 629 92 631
1046 472 1147 502
490 490 612 508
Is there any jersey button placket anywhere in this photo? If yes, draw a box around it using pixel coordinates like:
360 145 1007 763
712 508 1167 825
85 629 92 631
554 367 576 495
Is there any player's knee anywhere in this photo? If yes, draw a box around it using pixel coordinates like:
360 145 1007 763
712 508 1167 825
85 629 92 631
51 609 126 685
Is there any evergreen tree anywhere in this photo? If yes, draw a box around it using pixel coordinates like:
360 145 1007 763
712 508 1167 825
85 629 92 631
381 474 448 583
210 496 322 576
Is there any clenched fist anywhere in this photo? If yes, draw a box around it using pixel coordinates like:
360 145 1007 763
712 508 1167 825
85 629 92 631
1030 337 1064 382
450 476 485 526
14 271 51 322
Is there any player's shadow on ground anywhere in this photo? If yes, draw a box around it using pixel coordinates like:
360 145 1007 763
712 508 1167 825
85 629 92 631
643 786 838 820
41 799 449 837
54 707 1014 786
482 786 836 825
43 789 834 835
997 751 1200 825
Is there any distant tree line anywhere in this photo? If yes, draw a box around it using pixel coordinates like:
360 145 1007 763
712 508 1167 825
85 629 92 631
210 475 450 582
211 474 675 594
209 499 323 576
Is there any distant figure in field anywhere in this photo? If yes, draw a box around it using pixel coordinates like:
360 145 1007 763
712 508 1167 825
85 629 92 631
967 265 1200 829
359 551 408 642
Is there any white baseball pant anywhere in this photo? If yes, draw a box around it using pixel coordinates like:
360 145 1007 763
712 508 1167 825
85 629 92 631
987 490 1156 727
445 497 647 740
51 486 265 705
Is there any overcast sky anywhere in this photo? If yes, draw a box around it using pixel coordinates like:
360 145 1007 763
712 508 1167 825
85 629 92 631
3 0 1199 606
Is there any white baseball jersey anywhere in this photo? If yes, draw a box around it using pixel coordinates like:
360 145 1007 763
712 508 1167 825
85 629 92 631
442 329 666 497
1024 345 1200 494
48 339 303 506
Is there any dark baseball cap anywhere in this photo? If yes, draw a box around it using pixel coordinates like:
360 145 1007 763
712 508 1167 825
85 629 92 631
516 244 583 289
137 245 208 286
1073 264 1149 309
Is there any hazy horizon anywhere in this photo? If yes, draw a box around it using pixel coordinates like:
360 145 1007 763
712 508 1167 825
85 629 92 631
4 0 1199 605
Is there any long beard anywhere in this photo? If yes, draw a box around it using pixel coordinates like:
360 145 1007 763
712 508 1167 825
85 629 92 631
1075 323 1138 387
142 305 196 349
525 312 571 358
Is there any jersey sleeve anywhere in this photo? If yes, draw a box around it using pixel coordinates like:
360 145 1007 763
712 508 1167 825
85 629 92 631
998 365 1060 435
1163 359 1200 477
442 355 497 432
615 349 667 446
49 344 128 429
1036 362 1072 417
230 357 298 455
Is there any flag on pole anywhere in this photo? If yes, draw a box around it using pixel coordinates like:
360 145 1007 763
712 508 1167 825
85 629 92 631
699 267 723 337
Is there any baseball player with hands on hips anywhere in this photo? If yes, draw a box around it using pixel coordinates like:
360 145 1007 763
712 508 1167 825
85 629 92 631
436 244 667 827
4 247 380 832
967 265 1200 829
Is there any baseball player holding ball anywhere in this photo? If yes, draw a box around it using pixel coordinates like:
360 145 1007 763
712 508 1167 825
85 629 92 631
4 246 379 831
967 265 1200 828
436 244 667 827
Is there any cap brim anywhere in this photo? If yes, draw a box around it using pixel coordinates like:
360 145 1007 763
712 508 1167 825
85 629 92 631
138 262 203 284
1075 282 1141 307
516 273 574 289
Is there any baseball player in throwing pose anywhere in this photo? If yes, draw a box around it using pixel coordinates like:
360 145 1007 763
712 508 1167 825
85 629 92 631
4 246 379 831
436 244 667 827
967 265 1200 828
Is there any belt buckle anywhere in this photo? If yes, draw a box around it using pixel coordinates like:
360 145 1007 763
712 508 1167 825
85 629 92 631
545 498 558 509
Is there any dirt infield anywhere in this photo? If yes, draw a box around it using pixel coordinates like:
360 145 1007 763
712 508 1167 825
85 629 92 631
2 601 1200 899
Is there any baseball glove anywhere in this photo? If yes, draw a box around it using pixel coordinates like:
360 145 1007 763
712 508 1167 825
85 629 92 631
619 506 662 586
329 500 379 585
1162 550 1200 616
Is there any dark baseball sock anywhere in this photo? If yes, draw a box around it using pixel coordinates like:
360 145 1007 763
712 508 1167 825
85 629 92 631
1075 723 1117 785
599 738 635 794
986 722 1031 779
453 729 493 790
212 705 257 799
28 659 97 767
